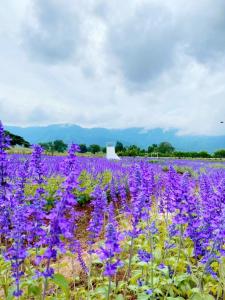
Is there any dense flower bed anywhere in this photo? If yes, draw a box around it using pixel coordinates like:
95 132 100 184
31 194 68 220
1 122 225 299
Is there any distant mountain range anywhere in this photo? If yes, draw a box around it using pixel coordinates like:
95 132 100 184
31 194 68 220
5 124 225 153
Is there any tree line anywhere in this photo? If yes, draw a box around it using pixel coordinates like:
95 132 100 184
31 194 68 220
38 140 225 158
4 129 225 158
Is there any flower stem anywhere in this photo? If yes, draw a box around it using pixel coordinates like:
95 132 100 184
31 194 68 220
107 276 112 300
127 237 134 280
42 259 50 300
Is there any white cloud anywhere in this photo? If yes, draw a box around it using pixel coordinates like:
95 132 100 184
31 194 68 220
0 0 225 136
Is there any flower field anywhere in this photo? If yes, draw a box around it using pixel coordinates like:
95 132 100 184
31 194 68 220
1 124 225 299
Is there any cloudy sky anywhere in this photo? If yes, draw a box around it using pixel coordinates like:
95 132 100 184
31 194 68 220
1 0 225 135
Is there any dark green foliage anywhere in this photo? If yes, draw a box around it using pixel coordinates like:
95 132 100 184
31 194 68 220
36 138 223 159
148 143 158 153
101 147 106 153
79 144 88 153
39 140 67 154
115 141 124 152
147 142 174 155
125 145 141 156
174 151 211 158
39 142 55 154
158 142 174 154
198 151 211 158
214 149 225 158
88 144 101 154
174 151 189 158
53 140 67 153
4 130 30 148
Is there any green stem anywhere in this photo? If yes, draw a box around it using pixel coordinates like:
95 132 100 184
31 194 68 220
107 276 112 300
165 224 183 298
151 241 154 290
127 237 134 280
199 240 216 292
87 248 93 299
173 224 183 277
42 259 51 300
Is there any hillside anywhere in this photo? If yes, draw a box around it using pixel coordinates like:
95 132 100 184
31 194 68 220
5 124 225 153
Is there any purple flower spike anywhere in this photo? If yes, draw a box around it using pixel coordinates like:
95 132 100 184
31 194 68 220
138 249 153 263
13 289 23 297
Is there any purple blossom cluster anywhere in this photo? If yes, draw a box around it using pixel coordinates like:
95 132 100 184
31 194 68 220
98 203 123 277
1 120 225 298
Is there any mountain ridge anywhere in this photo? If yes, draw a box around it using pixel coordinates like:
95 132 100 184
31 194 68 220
5 124 225 153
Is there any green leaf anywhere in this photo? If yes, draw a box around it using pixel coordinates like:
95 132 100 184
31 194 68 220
51 273 70 299
137 261 148 267
94 286 108 297
190 295 203 300
129 271 143 284
117 280 127 290
137 293 151 300
203 295 215 300
154 247 162 260
128 284 138 292
28 284 41 296
154 288 163 295
191 288 201 294
167 297 185 300
174 274 189 284
115 294 125 300
190 293 215 300
6 287 14 300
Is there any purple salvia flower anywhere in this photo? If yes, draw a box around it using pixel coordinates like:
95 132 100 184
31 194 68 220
98 203 123 277
88 186 107 246
29 145 45 185
138 249 153 263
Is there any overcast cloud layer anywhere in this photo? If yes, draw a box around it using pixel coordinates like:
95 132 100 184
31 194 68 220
1 0 225 135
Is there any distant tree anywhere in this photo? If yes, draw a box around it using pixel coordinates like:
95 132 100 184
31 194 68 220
158 142 174 154
88 144 101 154
39 142 48 151
48 142 55 155
101 147 106 153
138 149 146 156
53 140 67 153
5 130 30 148
79 144 88 153
23 141 30 148
189 152 201 158
39 142 55 154
115 141 124 152
214 149 225 158
174 151 211 158
147 144 158 153
39 140 67 155
126 145 140 156
198 151 211 158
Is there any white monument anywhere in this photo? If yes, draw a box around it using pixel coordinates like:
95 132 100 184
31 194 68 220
106 142 120 160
